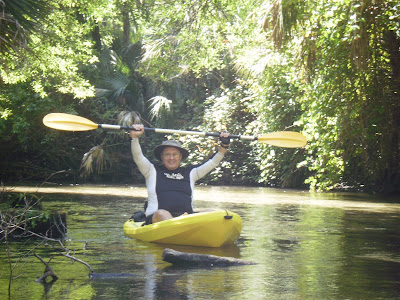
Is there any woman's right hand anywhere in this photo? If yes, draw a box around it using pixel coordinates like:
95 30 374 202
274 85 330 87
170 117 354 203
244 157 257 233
129 124 144 138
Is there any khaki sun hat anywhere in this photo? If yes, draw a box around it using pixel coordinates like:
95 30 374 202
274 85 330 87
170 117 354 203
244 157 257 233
153 140 189 160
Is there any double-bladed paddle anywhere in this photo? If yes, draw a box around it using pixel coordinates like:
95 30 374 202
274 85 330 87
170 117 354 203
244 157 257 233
43 113 307 148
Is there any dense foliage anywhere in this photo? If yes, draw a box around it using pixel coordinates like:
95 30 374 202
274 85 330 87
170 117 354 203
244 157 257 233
1 0 399 194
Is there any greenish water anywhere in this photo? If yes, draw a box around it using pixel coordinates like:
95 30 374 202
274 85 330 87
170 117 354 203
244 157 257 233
1 185 400 299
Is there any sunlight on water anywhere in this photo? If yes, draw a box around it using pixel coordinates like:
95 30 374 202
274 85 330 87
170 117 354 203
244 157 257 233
8 184 400 213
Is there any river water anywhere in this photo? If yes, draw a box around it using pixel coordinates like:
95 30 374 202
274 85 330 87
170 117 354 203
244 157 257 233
1 185 400 299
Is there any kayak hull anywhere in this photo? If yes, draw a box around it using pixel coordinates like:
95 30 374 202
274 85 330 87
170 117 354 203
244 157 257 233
123 210 242 247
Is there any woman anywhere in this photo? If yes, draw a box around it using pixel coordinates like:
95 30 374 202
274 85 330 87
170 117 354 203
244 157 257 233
130 125 230 224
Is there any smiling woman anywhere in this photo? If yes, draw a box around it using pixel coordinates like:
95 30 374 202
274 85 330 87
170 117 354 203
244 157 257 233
129 124 231 225
160 147 183 170
154 139 189 158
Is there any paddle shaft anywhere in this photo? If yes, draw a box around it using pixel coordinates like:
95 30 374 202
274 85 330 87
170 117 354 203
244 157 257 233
99 124 256 141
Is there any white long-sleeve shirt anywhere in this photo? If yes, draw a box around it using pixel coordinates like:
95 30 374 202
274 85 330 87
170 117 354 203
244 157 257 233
131 138 225 216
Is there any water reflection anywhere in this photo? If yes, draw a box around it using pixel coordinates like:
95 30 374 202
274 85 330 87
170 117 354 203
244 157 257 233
10 184 400 213
1 185 400 299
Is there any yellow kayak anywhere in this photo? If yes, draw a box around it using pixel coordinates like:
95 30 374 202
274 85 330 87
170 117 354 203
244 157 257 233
123 210 242 247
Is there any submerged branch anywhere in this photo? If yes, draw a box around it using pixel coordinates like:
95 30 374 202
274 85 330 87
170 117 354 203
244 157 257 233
57 251 94 274
34 253 58 283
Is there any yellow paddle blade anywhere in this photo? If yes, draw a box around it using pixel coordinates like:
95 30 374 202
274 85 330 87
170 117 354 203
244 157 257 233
258 131 307 148
43 113 99 131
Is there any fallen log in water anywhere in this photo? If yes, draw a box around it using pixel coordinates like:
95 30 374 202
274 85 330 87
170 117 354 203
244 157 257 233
162 248 256 267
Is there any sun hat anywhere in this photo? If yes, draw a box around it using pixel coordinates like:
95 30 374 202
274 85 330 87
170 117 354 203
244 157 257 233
153 140 189 160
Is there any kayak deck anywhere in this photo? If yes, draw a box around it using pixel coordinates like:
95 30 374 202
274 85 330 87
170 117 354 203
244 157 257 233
123 210 242 247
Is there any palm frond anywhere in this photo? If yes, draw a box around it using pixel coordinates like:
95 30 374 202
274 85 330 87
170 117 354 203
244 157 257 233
102 73 131 102
110 50 131 76
95 88 113 98
3 0 50 31
1 0 52 56
141 36 178 64
148 96 173 127
80 141 108 178
117 111 142 126
263 0 284 49
0 14 26 55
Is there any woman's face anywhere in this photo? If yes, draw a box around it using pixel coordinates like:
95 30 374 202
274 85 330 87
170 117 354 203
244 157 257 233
161 146 183 170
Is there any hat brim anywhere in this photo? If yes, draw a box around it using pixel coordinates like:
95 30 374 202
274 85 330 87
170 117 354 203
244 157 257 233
153 145 189 161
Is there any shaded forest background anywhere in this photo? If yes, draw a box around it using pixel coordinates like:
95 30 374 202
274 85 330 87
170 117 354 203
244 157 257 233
1 0 399 194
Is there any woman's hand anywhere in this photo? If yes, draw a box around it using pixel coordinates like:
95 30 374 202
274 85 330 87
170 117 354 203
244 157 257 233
219 132 230 154
129 124 144 139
